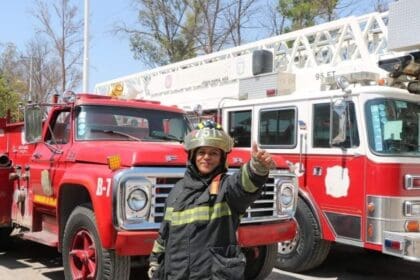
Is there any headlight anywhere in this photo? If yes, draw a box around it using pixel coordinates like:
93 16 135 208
127 189 148 211
280 183 294 206
120 177 152 223
275 176 298 217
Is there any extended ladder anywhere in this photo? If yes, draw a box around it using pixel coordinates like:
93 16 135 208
94 11 391 110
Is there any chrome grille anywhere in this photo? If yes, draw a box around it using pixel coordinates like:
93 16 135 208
152 177 179 223
241 177 276 223
151 171 280 224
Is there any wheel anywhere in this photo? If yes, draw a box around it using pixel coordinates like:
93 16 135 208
243 243 277 280
62 205 130 280
276 198 331 272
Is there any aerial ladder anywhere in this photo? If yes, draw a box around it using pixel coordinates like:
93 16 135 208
94 6 405 113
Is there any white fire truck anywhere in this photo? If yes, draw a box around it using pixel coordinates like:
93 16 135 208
96 0 420 272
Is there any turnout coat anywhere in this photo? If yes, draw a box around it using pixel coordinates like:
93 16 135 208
149 160 268 280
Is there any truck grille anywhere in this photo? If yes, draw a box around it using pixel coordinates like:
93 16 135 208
150 171 278 224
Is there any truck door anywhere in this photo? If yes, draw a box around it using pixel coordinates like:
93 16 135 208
307 101 364 242
13 108 71 230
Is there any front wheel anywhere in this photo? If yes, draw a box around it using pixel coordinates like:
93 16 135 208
62 205 131 280
276 198 331 272
243 243 277 280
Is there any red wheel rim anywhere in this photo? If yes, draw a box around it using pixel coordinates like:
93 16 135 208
69 229 97 280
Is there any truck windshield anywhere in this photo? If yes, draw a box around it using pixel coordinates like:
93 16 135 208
365 99 420 155
75 105 191 142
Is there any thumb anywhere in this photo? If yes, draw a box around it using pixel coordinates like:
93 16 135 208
251 142 258 155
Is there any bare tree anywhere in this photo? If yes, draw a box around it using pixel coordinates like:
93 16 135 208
32 0 83 94
115 0 258 66
23 38 61 103
224 0 258 46
189 0 257 53
114 0 195 67
258 0 287 36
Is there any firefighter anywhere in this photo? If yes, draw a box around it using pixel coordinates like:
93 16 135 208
148 120 275 280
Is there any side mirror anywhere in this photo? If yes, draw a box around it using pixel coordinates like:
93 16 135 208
330 99 347 146
24 106 43 143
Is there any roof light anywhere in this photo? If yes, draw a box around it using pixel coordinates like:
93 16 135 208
111 83 124 98
322 72 379 91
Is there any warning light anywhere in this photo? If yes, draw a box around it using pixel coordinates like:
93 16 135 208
107 155 121 170
367 224 374 238
367 202 375 213
110 83 124 98
384 239 402 251
405 220 420 232
266 89 277 97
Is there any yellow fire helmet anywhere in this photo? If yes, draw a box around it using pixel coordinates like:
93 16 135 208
184 120 234 153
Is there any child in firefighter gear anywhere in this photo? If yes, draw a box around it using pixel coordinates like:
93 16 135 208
148 120 275 280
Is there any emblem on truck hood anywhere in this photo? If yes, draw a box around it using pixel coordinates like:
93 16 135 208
165 155 178 162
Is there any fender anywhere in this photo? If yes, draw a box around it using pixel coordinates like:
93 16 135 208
58 166 115 249
298 187 331 240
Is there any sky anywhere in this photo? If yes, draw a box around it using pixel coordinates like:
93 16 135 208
0 0 144 92
0 0 390 94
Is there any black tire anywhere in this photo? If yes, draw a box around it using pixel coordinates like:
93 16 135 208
62 205 131 280
276 198 331 272
244 243 277 280
0 227 13 250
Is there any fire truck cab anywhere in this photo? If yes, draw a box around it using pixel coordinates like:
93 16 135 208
221 0 420 272
0 91 297 279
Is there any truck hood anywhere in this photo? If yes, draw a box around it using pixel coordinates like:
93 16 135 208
69 142 288 169
69 141 188 166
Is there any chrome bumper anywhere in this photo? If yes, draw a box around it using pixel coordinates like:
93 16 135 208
383 231 420 262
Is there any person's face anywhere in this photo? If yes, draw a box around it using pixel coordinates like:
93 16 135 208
195 146 222 175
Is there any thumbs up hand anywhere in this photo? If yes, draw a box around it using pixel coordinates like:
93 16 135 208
250 142 276 175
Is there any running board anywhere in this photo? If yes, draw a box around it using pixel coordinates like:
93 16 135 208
21 231 58 247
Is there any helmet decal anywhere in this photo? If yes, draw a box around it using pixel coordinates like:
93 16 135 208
184 121 233 153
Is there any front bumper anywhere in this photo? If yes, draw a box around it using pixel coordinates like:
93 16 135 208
238 219 296 247
115 231 158 256
383 231 420 262
115 219 297 256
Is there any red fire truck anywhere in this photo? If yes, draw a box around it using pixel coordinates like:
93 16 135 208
221 0 420 272
0 91 297 279
94 0 420 272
